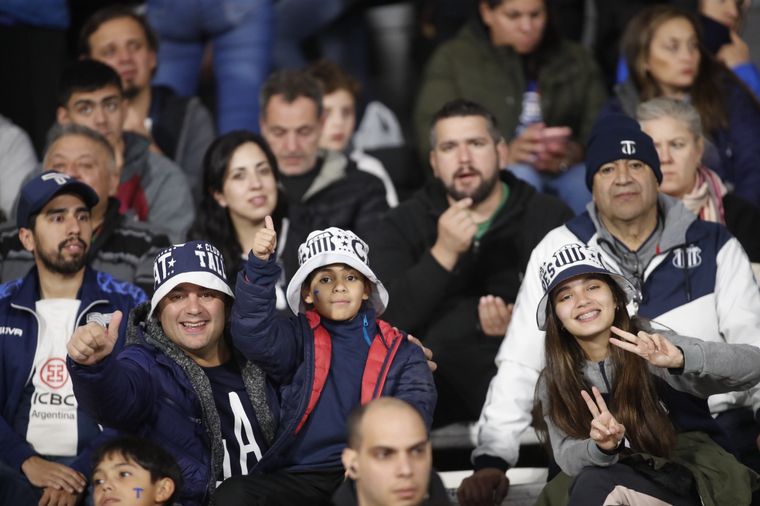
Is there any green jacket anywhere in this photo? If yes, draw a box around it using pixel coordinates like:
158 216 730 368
535 431 760 506
413 19 607 157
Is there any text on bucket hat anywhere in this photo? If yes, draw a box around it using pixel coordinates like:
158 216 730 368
535 243 640 331
150 241 235 317
286 227 389 315
16 170 99 229
584 114 662 190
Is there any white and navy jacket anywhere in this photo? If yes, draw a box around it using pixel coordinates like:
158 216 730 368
472 194 760 471
0 267 146 475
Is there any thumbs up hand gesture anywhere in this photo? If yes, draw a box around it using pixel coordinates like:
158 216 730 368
67 310 123 366
252 216 278 261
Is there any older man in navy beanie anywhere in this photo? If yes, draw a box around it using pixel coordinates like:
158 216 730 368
458 113 760 505
584 114 662 190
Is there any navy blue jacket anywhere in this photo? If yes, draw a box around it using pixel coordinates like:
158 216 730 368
68 302 277 506
0 266 145 475
231 255 437 472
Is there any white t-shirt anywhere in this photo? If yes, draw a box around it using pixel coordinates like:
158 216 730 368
26 299 81 456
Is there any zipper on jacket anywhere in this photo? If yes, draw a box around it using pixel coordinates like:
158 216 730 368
362 314 371 346
598 361 612 392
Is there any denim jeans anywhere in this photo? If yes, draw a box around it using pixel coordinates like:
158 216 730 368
147 0 273 133
272 0 369 90
508 162 592 215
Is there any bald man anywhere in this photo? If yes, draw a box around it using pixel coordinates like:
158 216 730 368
335 398 450 506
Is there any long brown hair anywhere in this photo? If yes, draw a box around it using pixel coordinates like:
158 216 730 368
622 5 736 134
538 274 676 457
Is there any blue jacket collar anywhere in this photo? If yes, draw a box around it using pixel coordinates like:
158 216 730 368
10 266 107 312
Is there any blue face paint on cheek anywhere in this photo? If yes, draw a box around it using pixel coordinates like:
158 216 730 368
134 487 144 498
313 289 320 302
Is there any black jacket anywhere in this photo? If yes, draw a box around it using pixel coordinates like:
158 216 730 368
282 150 389 240
368 172 573 418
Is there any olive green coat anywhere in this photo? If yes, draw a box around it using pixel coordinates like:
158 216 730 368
413 19 607 157
535 431 759 506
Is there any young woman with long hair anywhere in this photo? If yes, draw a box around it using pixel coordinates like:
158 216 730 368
535 243 760 505
188 130 306 310
606 5 760 208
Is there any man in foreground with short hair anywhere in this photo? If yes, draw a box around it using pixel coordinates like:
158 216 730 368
335 397 450 506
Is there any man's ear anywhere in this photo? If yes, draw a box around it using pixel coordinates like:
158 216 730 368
108 169 120 196
153 477 175 503
18 227 35 253
429 149 439 179
342 448 358 479
57 106 71 125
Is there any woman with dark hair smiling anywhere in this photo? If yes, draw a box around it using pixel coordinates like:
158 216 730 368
534 244 760 505
188 131 307 310
605 5 760 207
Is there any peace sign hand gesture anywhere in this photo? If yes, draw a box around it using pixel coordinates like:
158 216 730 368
581 386 625 452
610 326 684 369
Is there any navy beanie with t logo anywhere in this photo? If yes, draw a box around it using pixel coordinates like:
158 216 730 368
584 114 662 190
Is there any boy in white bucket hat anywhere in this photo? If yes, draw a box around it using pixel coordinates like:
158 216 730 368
215 218 437 505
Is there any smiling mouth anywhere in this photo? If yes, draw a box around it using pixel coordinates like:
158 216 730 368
181 321 207 330
576 310 600 322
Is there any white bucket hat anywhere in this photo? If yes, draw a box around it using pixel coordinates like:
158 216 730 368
536 244 640 330
286 227 389 315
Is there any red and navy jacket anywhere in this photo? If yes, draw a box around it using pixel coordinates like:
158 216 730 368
231 255 436 472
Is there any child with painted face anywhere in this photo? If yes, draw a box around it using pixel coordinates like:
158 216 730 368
535 243 760 505
92 436 181 506
216 218 437 505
